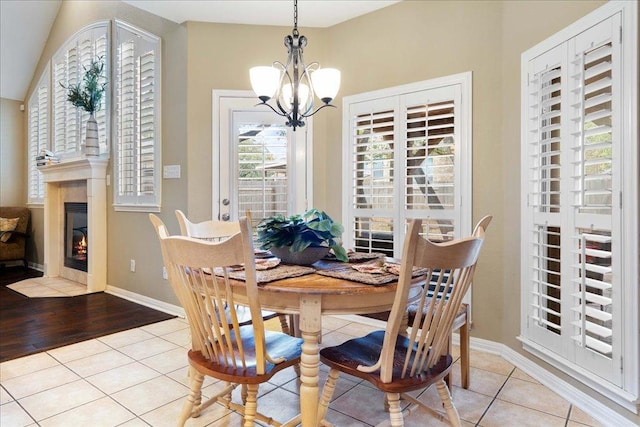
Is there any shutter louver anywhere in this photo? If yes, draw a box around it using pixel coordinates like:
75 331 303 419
28 70 49 203
52 24 108 156
114 21 161 209
237 124 288 218
405 100 456 241
568 37 616 367
571 230 612 356
524 50 565 351
117 40 136 197
94 34 108 153
529 67 562 214
571 43 613 215
353 110 395 210
351 108 395 255
530 225 562 334
139 50 155 195
352 216 394 256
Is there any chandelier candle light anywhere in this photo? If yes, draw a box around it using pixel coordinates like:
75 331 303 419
250 0 340 130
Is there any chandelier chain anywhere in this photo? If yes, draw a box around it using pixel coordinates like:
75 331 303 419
293 0 299 36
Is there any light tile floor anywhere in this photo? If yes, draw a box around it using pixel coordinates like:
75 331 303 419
0 316 605 427
7 277 90 298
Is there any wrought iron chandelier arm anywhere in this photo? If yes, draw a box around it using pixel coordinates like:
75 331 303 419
255 100 288 118
300 102 336 119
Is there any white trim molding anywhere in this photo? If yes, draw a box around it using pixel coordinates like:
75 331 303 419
105 284 185 318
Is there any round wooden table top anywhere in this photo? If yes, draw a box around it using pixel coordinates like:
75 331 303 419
228 259 422 316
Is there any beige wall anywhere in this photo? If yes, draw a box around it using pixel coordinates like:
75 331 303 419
0 98 26 206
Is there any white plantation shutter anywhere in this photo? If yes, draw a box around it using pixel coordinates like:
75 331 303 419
343 74 471 258
521 2 638 405
52 23 108 157
566 17 621 383
349 101 397 255
114 21 161 210
403 90 459 242
28 67 49 204
524 44 565 354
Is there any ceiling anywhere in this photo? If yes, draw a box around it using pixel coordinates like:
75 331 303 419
0 0 399 102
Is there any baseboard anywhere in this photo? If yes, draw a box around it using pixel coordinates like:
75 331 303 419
105 285 185 318
29 262 44 271
340 314 634 427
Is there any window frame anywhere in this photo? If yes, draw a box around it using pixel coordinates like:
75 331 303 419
112 20 162 212
519 0 638 411
341 72 473 256
212 90 313 222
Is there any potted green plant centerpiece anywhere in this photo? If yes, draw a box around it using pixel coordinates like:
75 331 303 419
256 209 349 265
63 57 107 156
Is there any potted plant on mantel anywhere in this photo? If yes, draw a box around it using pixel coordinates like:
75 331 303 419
62 57 107 157
256 209 349 265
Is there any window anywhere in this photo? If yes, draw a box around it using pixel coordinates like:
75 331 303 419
52 22 109 158
520 1 638 411
213 91 311 226
27 67 49 204
342 73 472 258
113 21 161 211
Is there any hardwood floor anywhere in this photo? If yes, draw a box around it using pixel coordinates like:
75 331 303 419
0 266 175 362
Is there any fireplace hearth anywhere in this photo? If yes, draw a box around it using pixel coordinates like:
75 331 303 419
64 202 88 272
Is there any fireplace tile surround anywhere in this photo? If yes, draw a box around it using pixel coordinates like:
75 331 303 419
38 158 108 292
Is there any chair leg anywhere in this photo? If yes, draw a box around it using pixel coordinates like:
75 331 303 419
178 366 204 426
278 314 291 335
436 380 461 427
445 333 453 389
243 384 259 427
460 312 470 389
317 368 340 425
241 383 248 404
386 392 403 427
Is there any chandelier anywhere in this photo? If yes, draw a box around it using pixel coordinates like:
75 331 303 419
249 0 340 131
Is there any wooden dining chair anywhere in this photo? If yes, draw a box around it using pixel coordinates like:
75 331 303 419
317 218 486 427
160 218 303 427
405 214 492 390
175 209 291 335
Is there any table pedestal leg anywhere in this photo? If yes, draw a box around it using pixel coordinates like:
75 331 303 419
298 295 321 427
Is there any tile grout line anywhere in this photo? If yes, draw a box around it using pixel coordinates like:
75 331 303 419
474 365 515 426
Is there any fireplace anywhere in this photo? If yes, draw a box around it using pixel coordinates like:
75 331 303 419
64 202 88 272
39 157 108 292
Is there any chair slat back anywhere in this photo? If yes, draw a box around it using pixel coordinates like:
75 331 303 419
379 219 485 382
175 209 241 241
149 214 180 290
160 218 269 374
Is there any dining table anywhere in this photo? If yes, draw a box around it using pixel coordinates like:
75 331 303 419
225 256 424 427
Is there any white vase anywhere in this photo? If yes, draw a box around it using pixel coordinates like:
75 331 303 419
85 113 99 157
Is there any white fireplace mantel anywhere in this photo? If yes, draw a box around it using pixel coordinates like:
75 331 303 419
39 158 108 292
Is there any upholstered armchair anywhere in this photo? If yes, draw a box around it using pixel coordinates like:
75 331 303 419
0 207 30 268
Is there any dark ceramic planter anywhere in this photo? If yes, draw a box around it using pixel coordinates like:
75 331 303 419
269 246 330 265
